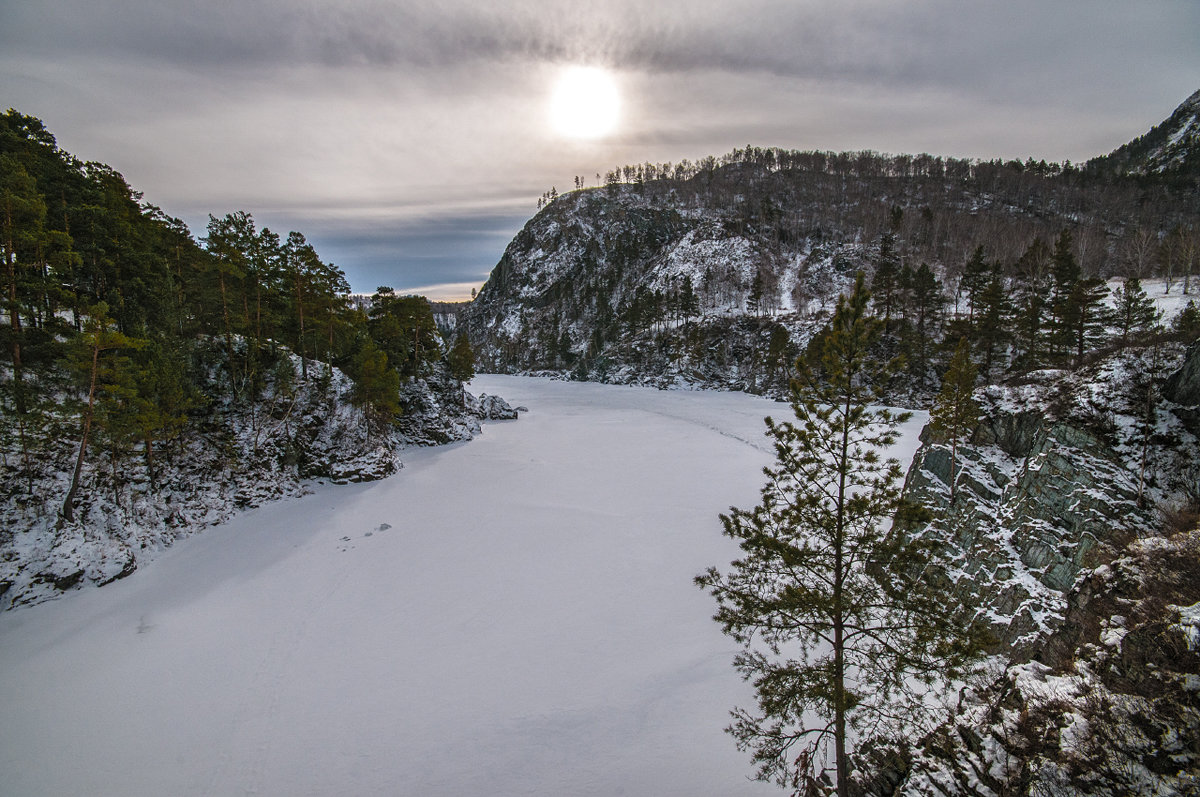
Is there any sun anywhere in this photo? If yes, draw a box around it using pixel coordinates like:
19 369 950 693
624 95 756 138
550 66 620 140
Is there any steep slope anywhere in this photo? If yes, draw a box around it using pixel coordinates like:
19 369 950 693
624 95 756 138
868 342 1200 795
464 96 1200 394
464 184 841 394
0 345 516 609
1088 89 1200 184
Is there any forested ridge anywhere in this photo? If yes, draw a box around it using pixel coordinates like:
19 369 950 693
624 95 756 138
467 96 1200 398
0 110 478 606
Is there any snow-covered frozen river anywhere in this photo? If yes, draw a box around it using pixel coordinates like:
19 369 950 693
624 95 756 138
0 376 926 797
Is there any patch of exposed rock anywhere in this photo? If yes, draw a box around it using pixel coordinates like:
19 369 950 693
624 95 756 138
468 392 522 420
866 342 1200 795
879 529 1200 796
901 343 1198 655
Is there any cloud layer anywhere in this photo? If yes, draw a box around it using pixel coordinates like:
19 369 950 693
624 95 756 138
4 1 1198 295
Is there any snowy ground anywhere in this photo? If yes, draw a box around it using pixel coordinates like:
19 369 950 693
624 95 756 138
1106 276 1197 322
0 376 927 797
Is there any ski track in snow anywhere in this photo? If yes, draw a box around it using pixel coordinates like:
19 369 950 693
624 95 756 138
0 376 927 797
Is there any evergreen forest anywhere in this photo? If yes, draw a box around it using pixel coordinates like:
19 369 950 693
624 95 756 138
1 110 467 535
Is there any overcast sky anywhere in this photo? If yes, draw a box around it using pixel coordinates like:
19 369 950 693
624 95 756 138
3 1 1198 298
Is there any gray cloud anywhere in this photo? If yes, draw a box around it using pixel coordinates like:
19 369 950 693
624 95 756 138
9 1 1195 93
2 0 1198 298
8 1 1196 120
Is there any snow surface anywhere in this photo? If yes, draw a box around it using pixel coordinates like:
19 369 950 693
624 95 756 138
0 376 927 797
1104 277 1198 323
0 377 922 795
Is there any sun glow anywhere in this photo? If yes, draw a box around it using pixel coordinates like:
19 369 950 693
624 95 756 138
550 66 620 140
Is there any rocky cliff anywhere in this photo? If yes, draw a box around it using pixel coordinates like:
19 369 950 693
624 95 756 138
872 342 1200 795
0 345 516 610
462 93 1200 395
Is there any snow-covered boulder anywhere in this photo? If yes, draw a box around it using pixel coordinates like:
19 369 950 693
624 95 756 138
467 392 520 420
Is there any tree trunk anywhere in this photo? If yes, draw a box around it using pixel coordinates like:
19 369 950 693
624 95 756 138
4 199 23 373
834 387 852 797
949 436 959 501
61 342 100 525
217 267 238 400
297 284 307 379
144 435 156 492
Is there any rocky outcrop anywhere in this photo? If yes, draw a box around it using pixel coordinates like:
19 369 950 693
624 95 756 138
901 345 1198 654
1164 340 1200 435
394 362 484 446
889 528 1200 797
468 392 521 420
1164 341 1200 406
0 349 518 610
876 343 1200 795
904 412 1153 655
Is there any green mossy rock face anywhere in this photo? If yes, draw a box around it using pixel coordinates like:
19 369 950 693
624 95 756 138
900 346 1199 657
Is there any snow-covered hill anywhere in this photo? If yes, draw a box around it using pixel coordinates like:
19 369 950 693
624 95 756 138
1088 89 1200 181
463 95 1200 396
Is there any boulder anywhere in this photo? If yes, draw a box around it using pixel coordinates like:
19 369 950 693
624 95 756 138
469 392 520 420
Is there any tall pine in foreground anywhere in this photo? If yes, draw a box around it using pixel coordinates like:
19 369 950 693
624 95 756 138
697 274 984 796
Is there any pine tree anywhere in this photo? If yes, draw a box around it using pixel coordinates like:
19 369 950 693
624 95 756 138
348 338 401 431
61 302 145 524
130 340 196 489
1048 229 1081 360
929 338 980 500
1062 277 1110 365
679 275 699 323
368 289 441 378
901 262 944 383
871 233 900 324
697 274 983 796
0 153 52 483
204 213 249 399
764 323 793 390
973 268 1012 377
1010 237 1052 370
284 231 315 378
1110 276 1160 344
1175 301 1200 337
748 271 764 317
447 333 475 384
958 244 990 324
0 153 46 377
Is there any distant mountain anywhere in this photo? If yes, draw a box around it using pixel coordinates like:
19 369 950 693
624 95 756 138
463 110 1200 398
1087 88 1200 184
